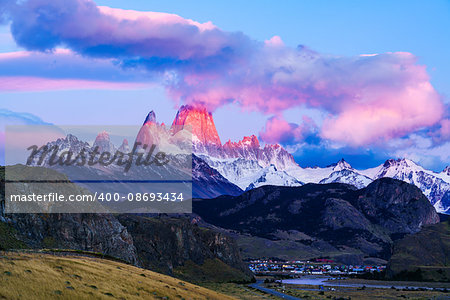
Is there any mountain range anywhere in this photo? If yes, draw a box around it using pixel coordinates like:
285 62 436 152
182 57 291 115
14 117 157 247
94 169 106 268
24 104 450 213
159 105 450 213
193 178 440 263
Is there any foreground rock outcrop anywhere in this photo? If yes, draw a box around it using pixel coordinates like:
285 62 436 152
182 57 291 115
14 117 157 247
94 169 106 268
0 166 138 264
3 213 138 264
117 215 253 282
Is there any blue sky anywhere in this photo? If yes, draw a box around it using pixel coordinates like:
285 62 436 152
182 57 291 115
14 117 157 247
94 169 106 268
0 0 449 170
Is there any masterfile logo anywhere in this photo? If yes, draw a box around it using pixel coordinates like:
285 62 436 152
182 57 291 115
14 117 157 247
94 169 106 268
4 125 193 214
26 142 170 173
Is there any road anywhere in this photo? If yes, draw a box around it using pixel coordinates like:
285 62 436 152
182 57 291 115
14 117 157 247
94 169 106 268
249 281 302 300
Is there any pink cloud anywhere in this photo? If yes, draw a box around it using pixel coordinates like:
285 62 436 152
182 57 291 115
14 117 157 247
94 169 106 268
1 0 447 147
5 0 246 61
321 81 443 146
0 51 31 60
259 116 316 145
98 6 216 32
0 76 148 92
172 50 445 146
0 49 153 91
265 35 284 47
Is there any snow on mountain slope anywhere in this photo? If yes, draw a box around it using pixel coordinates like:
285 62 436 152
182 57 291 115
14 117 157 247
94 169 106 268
273 157 449 212
286 165 335 184
169 105 301 189
357 164 384 180
172 105 298 171
198 155 263 190
319 169 372 189
286 159 357 184
360 159 450 185
358 159 450 213
192 155 243 198
222 135 260 161
437 166 450 183
221 136 298 170
371 159 428 180
435 191 450 214
245 165 303 191
25 134 91 167
200 155 369 192
258 144 299 169
198 154 301 190
118 139 130 153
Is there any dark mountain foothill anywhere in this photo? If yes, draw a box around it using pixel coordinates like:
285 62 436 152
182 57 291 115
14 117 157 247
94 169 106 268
193 178 440 263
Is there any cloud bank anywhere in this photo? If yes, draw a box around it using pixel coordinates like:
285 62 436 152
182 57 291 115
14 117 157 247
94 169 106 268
0 0 447 148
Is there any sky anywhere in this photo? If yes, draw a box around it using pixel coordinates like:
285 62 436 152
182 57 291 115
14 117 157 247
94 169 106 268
0 0 449 171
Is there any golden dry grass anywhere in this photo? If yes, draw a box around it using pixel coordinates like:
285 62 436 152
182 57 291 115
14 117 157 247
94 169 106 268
0 251 236 300
200 283 278 300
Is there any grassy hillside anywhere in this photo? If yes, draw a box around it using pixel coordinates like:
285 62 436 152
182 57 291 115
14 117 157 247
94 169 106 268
173 258 251 284
388 220 450 282
0 251 235 300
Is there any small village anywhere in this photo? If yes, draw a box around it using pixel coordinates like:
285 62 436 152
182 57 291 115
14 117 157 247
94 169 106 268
248 258 386 275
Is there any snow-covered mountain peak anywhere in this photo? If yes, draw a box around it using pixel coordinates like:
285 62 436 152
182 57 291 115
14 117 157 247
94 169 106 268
240 135 260 148
382 158 421 169
65 133 80 144
95 130 109 142
376 158 427 179
53 134 89 151
168 104 297 171
264 143 280 150
93 131 115 153
118 139 130 153
244 164 303 191
258 143 298 169
223 135 260 151
319 169 372 189
329 158 352 171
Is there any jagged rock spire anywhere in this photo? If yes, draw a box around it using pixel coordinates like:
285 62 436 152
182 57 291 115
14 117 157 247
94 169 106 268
172 104 222 147
143 110 157 125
